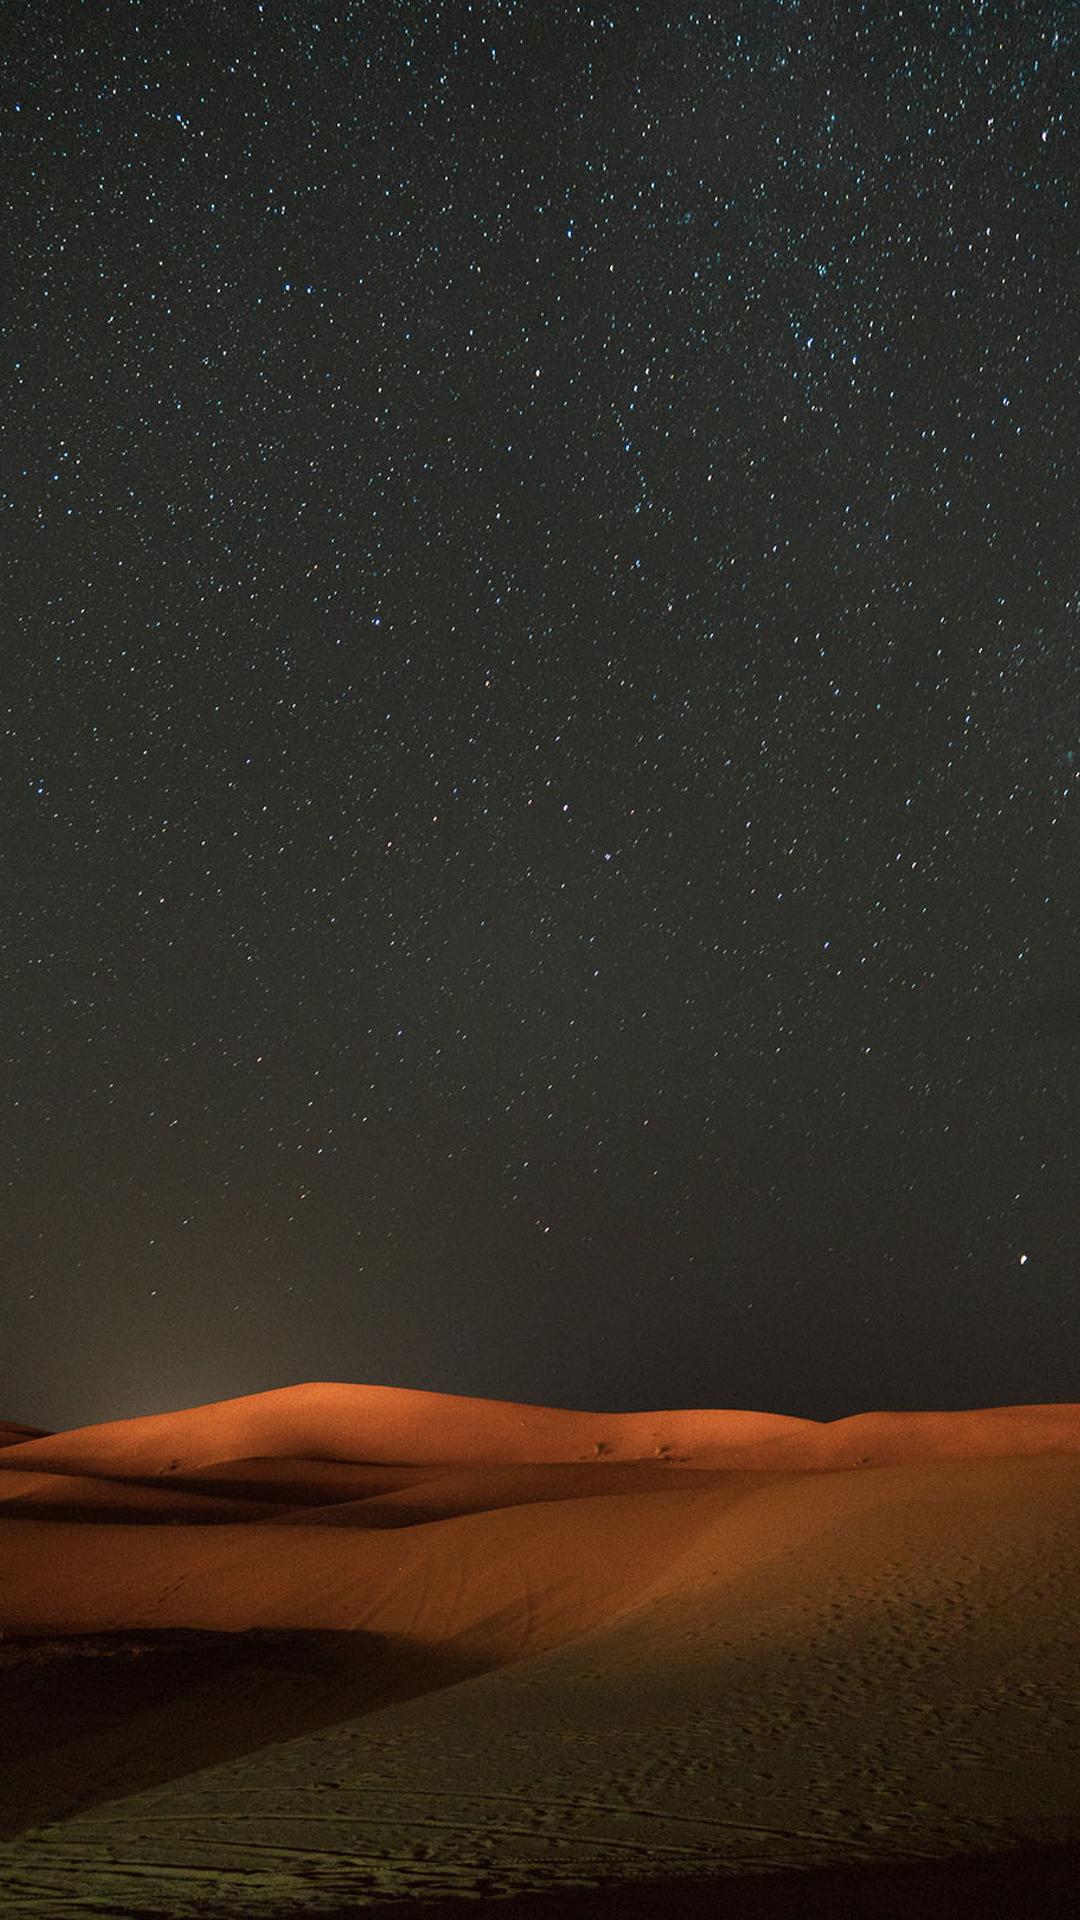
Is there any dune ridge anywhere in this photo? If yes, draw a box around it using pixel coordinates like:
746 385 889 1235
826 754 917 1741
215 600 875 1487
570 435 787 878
0 1420 49 1447
3 1381 1078 1481
0 1380 811 1477
1 1383 1079 1917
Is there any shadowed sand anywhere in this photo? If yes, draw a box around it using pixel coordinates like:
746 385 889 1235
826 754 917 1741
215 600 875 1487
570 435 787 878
0 1421 49 1447
0 1384 1078 1916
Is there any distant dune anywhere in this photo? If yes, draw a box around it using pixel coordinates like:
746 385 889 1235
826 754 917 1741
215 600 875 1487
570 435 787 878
1 1384 1078 1918
5 1379 1078 1479
0 1379 815 1476
0 1420 49 1447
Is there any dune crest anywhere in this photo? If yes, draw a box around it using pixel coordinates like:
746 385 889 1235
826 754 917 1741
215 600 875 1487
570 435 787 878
1 1384 1080 1913
0 1421 49 1448
0 1380 815 1477
2 1382 1078 1480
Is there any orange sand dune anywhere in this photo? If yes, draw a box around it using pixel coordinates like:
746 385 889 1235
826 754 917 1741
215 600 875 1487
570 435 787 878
714 1399 1080 1468
0 1420 49 1447
1 1384 1079 1918
3 1445 1078 1655
0 1477 744 1650
0 1467 293 1525
0 1379 813 1477
180 1454 430 1501
268 1460 772 1528
3 1381 1078 1484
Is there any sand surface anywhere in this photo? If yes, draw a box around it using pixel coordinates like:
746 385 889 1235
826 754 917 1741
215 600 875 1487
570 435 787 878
0 1385 1078 1917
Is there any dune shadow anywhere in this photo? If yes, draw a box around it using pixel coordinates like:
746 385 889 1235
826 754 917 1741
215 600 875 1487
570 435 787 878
263 1841 1080 1919
0 1499 277 1524
0 1627 491 1840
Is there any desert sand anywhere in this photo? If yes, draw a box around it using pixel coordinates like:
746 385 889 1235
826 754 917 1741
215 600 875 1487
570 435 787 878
0 1383 1078 1918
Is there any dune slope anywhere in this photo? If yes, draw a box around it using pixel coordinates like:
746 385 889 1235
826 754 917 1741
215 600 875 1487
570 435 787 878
4 1382 1077 1481
0 1385 1078 1917
0 1379 814 1476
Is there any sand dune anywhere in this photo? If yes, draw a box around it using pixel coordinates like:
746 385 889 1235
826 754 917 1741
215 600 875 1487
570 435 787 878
0 1467 293 1525
1 1384 1078 1917
0 1379 815 1477
0 1420 48 1447
716 1399 1080 1468
4 1382 1076 1483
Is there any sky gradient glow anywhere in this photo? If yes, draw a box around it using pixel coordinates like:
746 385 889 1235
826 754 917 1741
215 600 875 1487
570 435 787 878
3 1 1079 1429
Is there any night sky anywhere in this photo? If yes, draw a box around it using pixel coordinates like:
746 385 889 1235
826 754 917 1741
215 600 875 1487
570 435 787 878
4 1 1079 1432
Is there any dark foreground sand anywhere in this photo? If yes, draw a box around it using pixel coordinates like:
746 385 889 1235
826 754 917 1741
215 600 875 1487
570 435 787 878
0 1384 1078 1917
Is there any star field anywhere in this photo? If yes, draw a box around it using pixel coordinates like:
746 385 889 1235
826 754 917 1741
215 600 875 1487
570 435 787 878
3 1 1079 1428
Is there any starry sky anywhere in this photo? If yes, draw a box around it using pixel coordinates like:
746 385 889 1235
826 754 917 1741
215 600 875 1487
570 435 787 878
3 0 1079 1432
